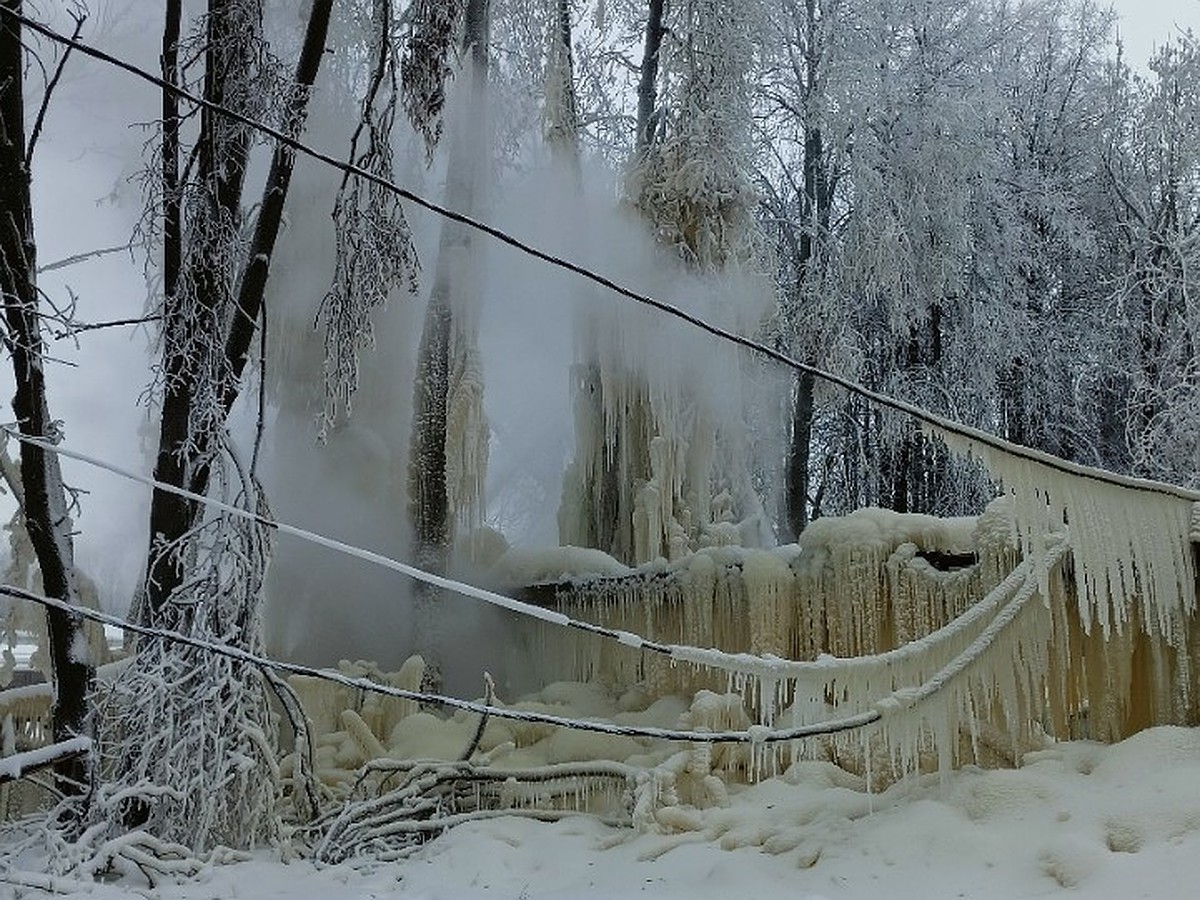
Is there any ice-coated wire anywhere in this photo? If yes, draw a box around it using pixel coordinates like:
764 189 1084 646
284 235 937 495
1 580 880 744
0 567 1054 746
0 427 1065 684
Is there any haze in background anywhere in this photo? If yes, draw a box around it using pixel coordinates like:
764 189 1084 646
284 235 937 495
1107 0 1200 67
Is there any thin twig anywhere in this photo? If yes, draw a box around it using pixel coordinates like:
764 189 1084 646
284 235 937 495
37 241 135 274
250 296 266 477
25 10 86 167
458 672 493 761
261 666 320 820
50 314 161 339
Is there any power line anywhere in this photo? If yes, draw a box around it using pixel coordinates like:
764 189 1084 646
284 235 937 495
0 523 1062 745
5 8 1198 504
0 424 868 682
0 582 879 745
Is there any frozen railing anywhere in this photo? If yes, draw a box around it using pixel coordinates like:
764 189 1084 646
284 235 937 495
0 657 128 820
0 424 1196 848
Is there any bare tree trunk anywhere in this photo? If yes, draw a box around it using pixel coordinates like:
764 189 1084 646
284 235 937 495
0 0 95 799
222 0 334 407
145 0 334 617
554 0 576 128
410 293 453 573
635 0 666 155
545 0 580 176
145 0 255 617
783 0 835 539
408 0 489 670
784 371 815 538
162 0 181 304
565 0 663 559
409 0 489 559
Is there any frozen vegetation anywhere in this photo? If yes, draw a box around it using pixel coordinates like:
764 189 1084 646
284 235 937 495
5 726 1200 898
1 0 1200 896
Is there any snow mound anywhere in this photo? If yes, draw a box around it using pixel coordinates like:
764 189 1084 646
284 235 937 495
953 767 1060 821
797 506 978 561
492 545 633 583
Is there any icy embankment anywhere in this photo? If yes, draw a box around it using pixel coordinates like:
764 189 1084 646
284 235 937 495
13 724 1200 900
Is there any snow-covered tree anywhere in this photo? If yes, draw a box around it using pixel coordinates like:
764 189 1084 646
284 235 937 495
407 0 491 673
102 0 335 855
754 0 853 536
0 0 94 807
754 0 1120 521
984 0 1119 465
1106 33 1200 487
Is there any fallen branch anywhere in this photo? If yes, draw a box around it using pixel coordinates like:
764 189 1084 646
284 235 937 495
0 869 96 895
458 672 493 761
312 758 636 864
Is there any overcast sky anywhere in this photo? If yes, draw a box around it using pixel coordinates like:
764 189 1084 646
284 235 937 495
1106 0 1200 67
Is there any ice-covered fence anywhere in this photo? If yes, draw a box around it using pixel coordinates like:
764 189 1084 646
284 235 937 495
0 660 127 821
0 679 52 753
500 496 1199 773
505 504 1012 703
0 425 1197 837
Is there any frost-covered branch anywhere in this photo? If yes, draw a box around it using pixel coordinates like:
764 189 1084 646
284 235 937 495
317 0 419 435
36 241 136 275
24 5 84 167
85 448 281 856
401 0 465 160
312 758 636 864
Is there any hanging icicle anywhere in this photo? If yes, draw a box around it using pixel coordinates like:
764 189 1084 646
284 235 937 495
927 425 1197 641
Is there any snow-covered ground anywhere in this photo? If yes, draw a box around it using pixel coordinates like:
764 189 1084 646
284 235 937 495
8 724 1199 899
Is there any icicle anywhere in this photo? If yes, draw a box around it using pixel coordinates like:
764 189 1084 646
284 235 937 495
928 424 1196 641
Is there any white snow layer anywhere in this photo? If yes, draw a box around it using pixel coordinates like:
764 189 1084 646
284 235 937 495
13 725 1200 900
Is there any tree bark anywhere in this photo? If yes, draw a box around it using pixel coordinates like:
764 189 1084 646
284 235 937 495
161 0 181 305
407 0 490 672
144 0 334 616
145 0 254 617
635 0 666 155
784 370 815 538
0 0 95 798
408 0 489 566
222 0 334 409
545 0 580 172
783 0 828 539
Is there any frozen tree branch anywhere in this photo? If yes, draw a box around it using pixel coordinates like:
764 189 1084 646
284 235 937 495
458 672 493 761
401 0 466 160
36 241 136 274
24 6 84 167
312 758 636 864
0 736 90 784
317 0 418 435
